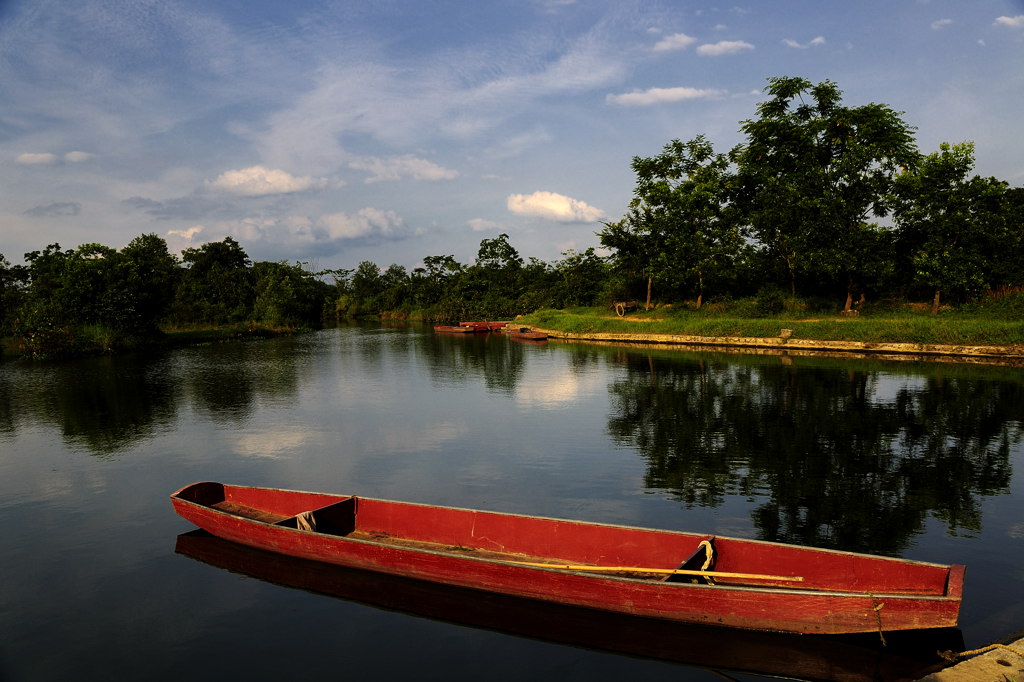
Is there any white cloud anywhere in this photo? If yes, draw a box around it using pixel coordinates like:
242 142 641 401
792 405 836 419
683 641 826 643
507 191 604 222
167 226 204 243
652 33 697 52
207 165 327 196
930 19 953 30
164 208 415 259
696 40 754 56
315 208 409 241
607 86 724 106
782 36 826 48
15 152 59 165
348 155 459 183
994 15 1024 28
468 218 500 232
15 150 93 166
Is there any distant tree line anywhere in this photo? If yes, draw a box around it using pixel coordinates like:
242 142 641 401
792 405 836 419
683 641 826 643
3 76 1022 358
0 231 610 358
0 236 334 357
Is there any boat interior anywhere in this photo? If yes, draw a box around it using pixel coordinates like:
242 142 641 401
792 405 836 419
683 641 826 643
175 482 960 596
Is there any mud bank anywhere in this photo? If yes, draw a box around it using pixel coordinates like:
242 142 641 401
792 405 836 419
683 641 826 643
918 637 1024 681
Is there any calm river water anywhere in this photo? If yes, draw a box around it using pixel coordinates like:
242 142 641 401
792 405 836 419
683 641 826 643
1 324 1022 681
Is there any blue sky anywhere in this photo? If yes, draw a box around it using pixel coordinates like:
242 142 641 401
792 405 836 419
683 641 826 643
3 0 1023 273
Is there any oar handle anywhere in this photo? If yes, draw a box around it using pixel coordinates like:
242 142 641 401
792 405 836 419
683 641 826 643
510 561 804 583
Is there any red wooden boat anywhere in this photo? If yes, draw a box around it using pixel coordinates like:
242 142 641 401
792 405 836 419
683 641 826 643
170 482 964 635
506 327 548 340
176 530 963 681
459 321 507 331
433 325 476 333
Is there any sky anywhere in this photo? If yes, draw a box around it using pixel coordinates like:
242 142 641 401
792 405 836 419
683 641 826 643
2 0 1023 274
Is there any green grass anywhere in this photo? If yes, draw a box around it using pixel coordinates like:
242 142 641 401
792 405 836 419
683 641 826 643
518 305 1024 347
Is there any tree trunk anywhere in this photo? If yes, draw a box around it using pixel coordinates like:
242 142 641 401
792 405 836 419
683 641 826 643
645 275 652 311
931 288 941 315
695 293 703 309
843 274 854 313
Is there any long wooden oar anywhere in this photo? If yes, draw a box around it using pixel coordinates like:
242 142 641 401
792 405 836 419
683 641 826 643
508 560 804 583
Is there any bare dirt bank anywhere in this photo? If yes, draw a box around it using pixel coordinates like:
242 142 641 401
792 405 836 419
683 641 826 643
917 637 1024 681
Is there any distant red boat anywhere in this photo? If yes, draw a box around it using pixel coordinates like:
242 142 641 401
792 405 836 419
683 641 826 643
170 482 964 635
506 327 548 340
459 321 507 331
433 325 476 333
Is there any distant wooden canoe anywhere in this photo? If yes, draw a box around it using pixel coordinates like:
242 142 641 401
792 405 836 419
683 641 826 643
459 321 507 331
170 482 965 635
434 325 476 333
507 327 548 340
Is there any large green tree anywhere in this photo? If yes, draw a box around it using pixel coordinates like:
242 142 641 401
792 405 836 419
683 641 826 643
605 135 739 309
113 234 179 334
893 142 1012 313
173 236 253 324
733 77 919 309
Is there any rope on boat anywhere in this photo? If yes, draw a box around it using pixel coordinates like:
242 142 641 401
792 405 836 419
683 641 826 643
870 595 886 647
940 642 1024 663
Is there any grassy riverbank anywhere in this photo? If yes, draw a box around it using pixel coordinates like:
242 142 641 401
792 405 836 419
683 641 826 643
516 304 1024 348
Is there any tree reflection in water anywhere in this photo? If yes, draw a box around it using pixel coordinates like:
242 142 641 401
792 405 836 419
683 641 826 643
606 352 1022 555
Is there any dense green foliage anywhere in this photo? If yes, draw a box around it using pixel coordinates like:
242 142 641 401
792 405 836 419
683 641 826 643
2 76 1021 359
599 77 1023 312
1 235 335 358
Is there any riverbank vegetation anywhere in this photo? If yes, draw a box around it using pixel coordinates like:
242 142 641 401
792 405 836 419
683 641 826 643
518 304 1024 348
2 76 1021 359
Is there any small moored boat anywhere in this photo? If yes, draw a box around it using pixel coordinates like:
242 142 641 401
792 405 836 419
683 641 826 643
433 325 476 333
170 482 964 635
507 327 548 340
459 321 507 331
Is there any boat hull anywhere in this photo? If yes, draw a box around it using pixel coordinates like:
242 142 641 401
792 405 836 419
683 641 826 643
507 327 548 340
176 530 962 681
433 325 476 333
170 482 963 635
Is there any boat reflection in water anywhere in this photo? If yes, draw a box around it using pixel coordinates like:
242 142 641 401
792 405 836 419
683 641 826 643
175 530 962 682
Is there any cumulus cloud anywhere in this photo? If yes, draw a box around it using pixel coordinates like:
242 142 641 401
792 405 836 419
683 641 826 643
697 40 755 56
315 208 409 240
207 165 327 196
348 155 459 183
607 86 724 106
782 36 826 48
15 151 93 165
164 208 418 260
930 19 953 30
24 201 81 217
16 153 59 165
467 218 500 232
994 15 1024 28
652 33 697 52
507 191 604 223
167 226 204 243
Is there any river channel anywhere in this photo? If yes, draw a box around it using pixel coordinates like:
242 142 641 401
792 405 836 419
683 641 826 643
1 324 1022 681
